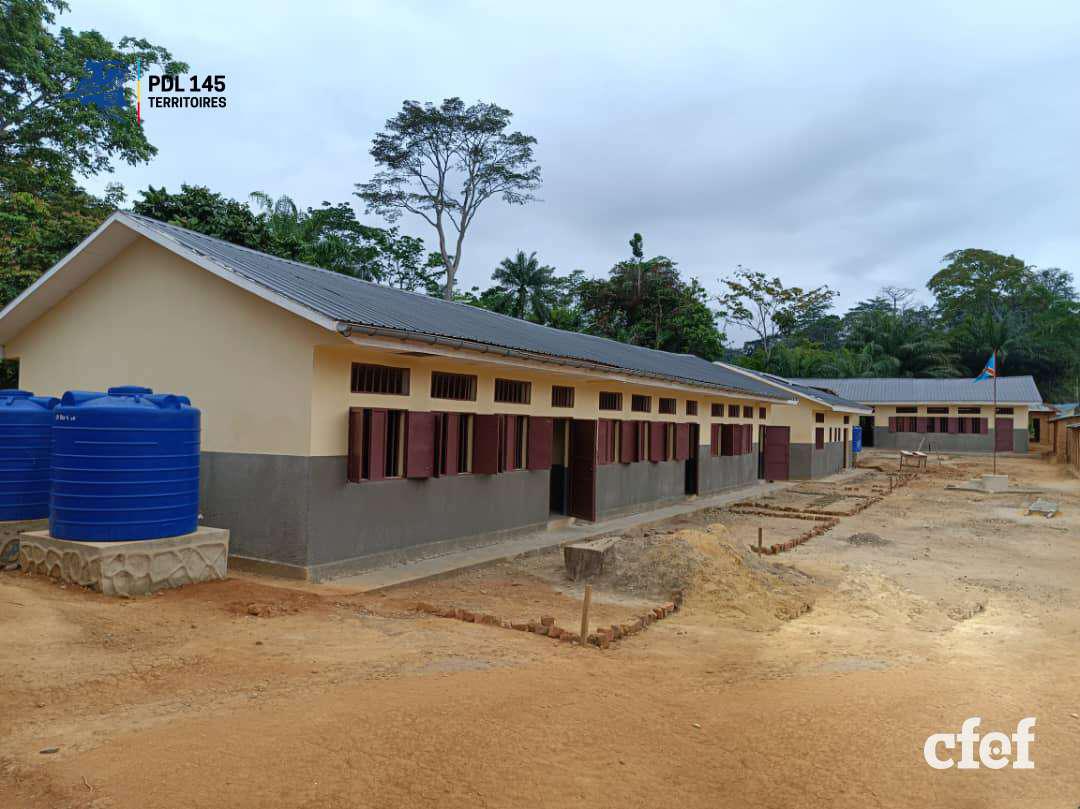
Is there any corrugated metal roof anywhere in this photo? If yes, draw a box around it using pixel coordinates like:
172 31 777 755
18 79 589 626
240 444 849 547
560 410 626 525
789 376 1044 405
123 213 789 400
717 366 872 413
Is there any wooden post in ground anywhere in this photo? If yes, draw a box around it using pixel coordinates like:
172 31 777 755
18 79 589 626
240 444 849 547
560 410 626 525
580 584 592 646
757 526 763 551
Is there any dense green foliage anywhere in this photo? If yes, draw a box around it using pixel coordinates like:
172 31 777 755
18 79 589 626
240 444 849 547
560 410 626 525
0 0 184 303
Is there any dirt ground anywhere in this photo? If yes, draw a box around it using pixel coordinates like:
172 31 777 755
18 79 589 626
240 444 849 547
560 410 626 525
2 452 1079 808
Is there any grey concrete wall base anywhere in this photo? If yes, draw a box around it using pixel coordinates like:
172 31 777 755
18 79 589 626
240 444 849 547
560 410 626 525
789 441 847 479
18 527 229 596
871 428 1029 454
0 518 47 570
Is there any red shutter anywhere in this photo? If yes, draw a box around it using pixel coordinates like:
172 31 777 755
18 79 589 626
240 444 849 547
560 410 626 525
473 414 500 474
743 424 752 454
815 427 824 450
888 416 897 433
595 419 609 465
649 421 666 462
527 416 553 470
979 417 988 434
948 417 959 434
675 423 690 461
347 408 364 483
916 417 927 433
444 413 460 475
620 421 637 463
710 423 720 456
405 411 436 478
367 409 387 481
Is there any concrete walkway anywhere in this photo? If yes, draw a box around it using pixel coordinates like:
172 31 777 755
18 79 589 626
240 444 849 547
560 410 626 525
332 480 793 593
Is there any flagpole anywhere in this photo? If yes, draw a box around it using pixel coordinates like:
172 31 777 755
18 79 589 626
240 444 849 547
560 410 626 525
993 349 998 475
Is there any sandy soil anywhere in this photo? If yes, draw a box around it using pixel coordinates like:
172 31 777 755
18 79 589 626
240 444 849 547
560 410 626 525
2 452 1079 808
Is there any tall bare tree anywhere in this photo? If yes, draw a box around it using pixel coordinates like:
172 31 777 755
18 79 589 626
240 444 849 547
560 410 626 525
355 98 541 299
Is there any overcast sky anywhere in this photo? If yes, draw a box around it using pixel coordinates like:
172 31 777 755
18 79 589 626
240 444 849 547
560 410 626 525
71 1 1080 344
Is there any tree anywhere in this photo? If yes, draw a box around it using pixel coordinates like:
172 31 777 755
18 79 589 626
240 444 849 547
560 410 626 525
928 249 1080 397
486 251 561 322
355 98 541 300
578 235 724 359
0 0 184 304
715 267 837 365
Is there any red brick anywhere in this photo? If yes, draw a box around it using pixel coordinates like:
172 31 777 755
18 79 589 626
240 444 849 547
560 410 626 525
548 626 563 640
540 615 555 627
534 624 549 636
460 610 476 622
511 622 530 631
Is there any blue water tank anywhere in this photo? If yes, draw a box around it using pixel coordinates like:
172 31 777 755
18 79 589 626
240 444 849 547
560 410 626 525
852 425 863 453
0 390 60 521
50 386 201 541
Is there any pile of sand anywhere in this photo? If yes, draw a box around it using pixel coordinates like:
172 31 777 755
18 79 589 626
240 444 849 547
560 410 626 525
597 523 814 629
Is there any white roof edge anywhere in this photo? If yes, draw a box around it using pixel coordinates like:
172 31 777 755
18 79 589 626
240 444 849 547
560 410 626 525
712 360 872 414
0 212 340 347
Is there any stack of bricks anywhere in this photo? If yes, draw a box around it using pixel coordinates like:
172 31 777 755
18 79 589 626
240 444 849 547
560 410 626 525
749 516 839 555
413 588 684 650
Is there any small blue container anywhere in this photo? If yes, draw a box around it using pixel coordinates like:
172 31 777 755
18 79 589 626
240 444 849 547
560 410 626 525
50 386 201 541
852 425 863 453
0 390 60 521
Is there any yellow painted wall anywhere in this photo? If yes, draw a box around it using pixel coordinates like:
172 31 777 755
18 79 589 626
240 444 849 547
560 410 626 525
872 404 1030 427
765 397 853 443
6 238 335 456
310 344 777 456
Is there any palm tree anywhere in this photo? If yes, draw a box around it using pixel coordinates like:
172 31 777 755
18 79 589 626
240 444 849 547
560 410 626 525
490 251 559 323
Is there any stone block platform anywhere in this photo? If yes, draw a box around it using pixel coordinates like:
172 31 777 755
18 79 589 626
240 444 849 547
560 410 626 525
0 518 47 570
18 527 229 597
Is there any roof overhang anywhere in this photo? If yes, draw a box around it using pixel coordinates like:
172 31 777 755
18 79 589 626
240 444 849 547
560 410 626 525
711 361 872 415
343 329 796 403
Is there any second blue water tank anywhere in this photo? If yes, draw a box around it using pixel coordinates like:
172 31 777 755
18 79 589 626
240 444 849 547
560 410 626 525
0 390 59 521
50 386 201 541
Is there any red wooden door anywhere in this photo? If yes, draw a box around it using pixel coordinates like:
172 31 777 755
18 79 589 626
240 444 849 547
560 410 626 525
762 426 790 481
995 418 1013 451
568 420 597 521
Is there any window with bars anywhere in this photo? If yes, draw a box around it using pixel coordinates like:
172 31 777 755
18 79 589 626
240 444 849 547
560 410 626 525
658 397 676 414
815 412 825 423
727 404 739 418
494 378 531 404
599 391 622 411
896 406 917 414
351 363 410 395
958 407 981 414
742 405 752 418
431 371 477 401
843 416 850 424
685 400 698 416
551 385 575 408
436 412 473 475
996 407 1014 415
927 407 948 415
631 394 652 413
711 403 724 417
758 407 766 420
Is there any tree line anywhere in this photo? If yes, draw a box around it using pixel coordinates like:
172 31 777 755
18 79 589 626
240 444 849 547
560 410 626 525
3 0 1078 400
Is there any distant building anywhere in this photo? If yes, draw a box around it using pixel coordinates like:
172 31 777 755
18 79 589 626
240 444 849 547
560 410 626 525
788 377 1045 454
